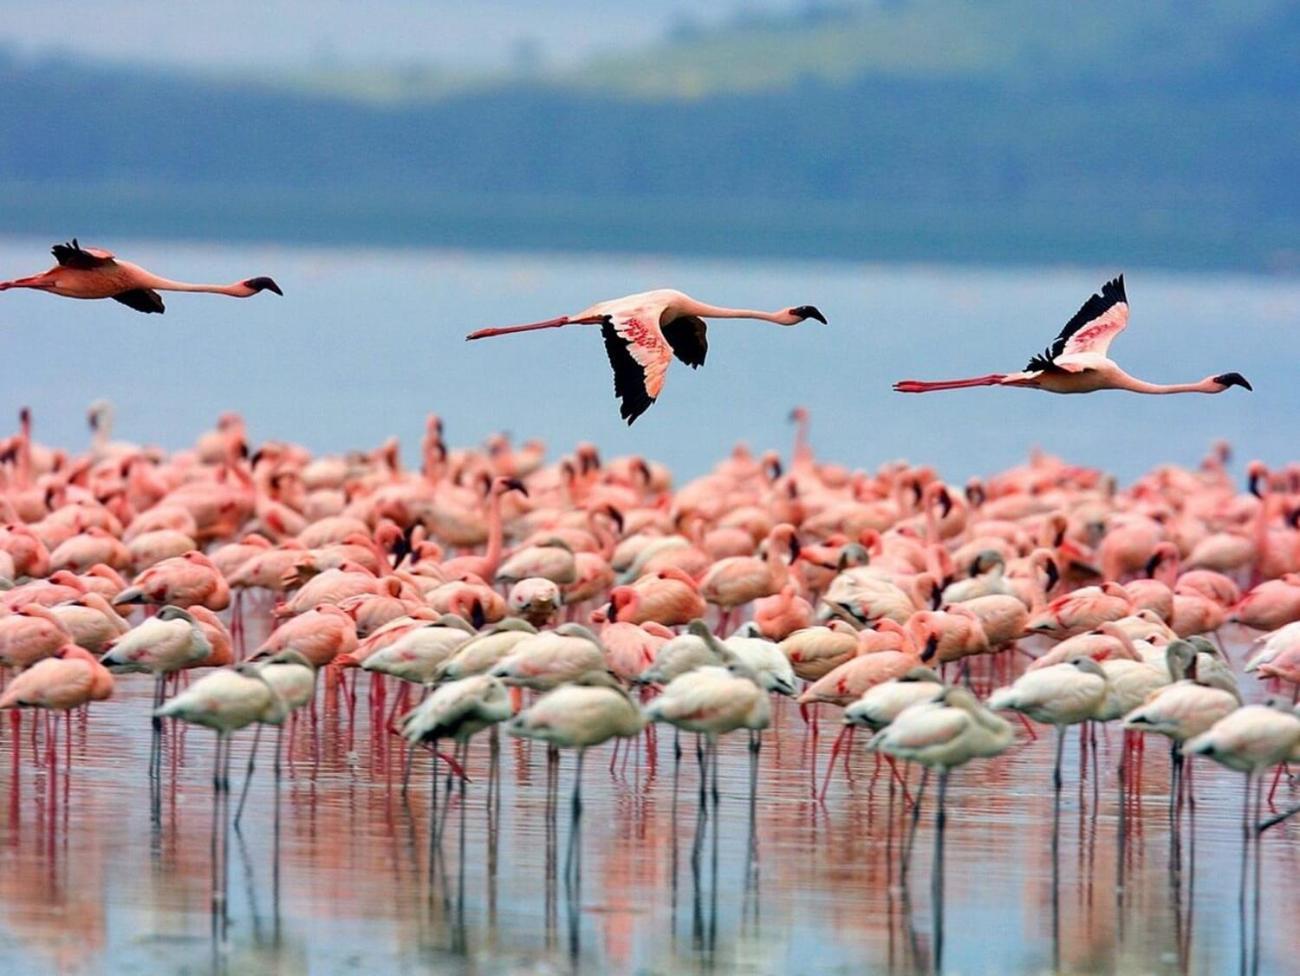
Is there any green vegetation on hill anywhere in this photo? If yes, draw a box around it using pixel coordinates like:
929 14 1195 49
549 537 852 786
0 0 1297 271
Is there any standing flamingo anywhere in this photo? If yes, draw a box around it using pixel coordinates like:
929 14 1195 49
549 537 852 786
0 645 114 773
870 685 1013 948
988 659 1108 792
507 674 645 881
400 674 514 832
0 240 282 313
155 664 288 939
465 289 825 423
894 276 1251 397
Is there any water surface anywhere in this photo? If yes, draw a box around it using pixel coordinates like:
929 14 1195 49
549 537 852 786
0 615 1294 975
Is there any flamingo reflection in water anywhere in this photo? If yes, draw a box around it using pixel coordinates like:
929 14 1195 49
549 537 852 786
155 664 287 941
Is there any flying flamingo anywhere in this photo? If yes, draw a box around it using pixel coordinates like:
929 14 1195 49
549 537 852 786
465 289 826 423
0 240 282 313
894 276 1252 397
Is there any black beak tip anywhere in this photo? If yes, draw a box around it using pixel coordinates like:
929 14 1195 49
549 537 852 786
245 276 283 296
795 305 827 325
1214 372 1251 391
922 635 938 663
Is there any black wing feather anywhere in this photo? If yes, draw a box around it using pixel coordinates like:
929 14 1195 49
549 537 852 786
50 238 112 270
1025 275 1126 372
112 288 165 314
600 319 654 425
662 315 708 369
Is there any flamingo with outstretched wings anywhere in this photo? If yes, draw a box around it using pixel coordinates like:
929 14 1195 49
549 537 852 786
466 288 826 424
894 275 1251 397
0 239 282 314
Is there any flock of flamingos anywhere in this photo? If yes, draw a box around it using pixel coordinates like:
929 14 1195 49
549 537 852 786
0 239 1291 967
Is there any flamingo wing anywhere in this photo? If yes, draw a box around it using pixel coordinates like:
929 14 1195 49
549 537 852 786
885 706 969 751
112 288 166 314
662 315 708 368
1025 275 1128 371
601 311 673 425
51 239 116 269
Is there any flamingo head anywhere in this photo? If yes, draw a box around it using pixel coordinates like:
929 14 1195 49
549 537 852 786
1210 372 1251 393
780 306 827 326
494 476 528 498
240 277 283 297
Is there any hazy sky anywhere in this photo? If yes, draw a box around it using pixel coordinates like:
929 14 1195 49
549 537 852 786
0 1 793 70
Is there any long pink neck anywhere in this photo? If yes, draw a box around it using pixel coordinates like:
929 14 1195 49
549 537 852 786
17 413 31 489
137 274 248 296
792 416 811 466
678 299 787 323
482 490 506 573
1112 372 1217 395
1153 545 1180 588
1106 626 1143 661
765 533 791 587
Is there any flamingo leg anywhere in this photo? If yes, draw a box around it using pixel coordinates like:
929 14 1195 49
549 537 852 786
901 766 929 882
234 722 263 829
466 314 605 341
893 373 1009 394
1267 762 1288 806
818 725 849 802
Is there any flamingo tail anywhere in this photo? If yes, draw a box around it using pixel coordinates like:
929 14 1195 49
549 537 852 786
893 374 1009 393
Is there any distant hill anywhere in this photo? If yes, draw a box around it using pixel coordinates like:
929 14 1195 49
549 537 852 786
1 0 1298 271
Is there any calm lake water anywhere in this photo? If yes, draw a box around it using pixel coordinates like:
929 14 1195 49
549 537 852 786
0 614 1294 976
0 236 1296 483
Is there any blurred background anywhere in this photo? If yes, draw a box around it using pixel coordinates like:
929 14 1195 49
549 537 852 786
0 0 1295 476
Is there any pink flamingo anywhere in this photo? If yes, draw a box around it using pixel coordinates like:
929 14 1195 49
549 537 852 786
699 524 800 632
753 583 814 640
607 570 707 627
115 551 231 610
0 239 281 313
466 289 825 423
0 644 113 774
0 605 72 669
439 477 528 579
895 276 1251 397
253 603 357 668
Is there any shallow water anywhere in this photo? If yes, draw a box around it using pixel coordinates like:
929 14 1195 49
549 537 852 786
0 612 1294 975
1 235 1297 483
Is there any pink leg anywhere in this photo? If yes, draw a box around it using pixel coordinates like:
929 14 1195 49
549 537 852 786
885 756 913 806
818 726 849 801
1267 762 1288 805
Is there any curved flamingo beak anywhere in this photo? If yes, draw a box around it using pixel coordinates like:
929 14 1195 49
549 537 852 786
922 634 939 663
244 276 283 296
791 305 827 324
1213 372 1251 391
